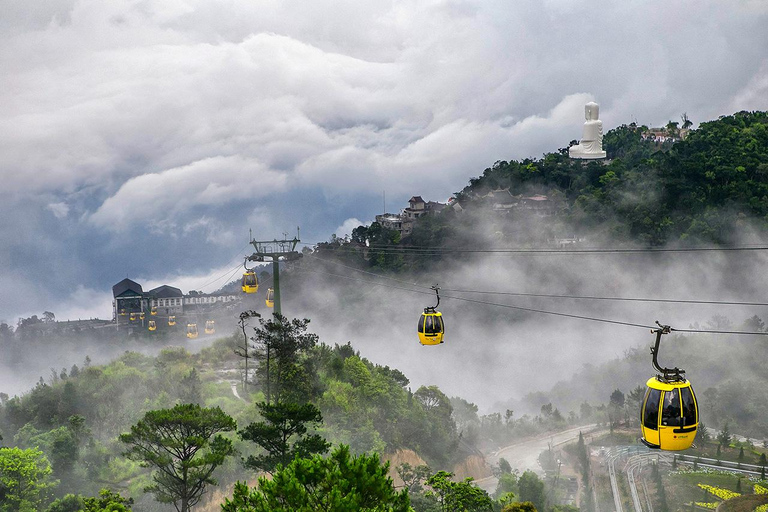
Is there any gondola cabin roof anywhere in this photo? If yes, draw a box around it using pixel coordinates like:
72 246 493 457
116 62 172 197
646 376 689 391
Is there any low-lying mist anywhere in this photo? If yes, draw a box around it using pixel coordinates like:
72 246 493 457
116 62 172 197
3 213 768 425
284 215 768 415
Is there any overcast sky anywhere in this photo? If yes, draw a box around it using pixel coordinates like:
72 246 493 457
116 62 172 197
1 0 768 323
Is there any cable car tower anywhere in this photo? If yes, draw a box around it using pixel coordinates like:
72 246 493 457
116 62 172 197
246 229 302 316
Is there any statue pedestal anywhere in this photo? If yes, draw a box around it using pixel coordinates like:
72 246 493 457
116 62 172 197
569 146 606 159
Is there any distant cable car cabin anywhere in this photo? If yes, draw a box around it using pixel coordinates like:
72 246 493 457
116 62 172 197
640 324 698 451
266 288 274 308
119 309 127 316
139 312 145 320
150 306 157 315
168 315 176 326
418 286 444 345
242 271 259 294
205 320 215 334
148 320 157 331
129 312 137 321
186 323 198 339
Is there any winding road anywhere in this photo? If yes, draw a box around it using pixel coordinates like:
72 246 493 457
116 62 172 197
475 424 599 493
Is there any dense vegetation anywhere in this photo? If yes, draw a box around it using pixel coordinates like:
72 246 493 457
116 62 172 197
316 111 768 273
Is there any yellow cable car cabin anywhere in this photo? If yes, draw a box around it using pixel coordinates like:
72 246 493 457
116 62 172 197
205 320 215 334
168 315 176 326
641 377 698 451
242 271 259 294
418 311 444 345
418 286 444 345
265 288 274 308
150 306 157 315
640 324 698 451
186 323 198 339
129 312 137 321
139 312 145 320
148 320 157 331
119 308 127 316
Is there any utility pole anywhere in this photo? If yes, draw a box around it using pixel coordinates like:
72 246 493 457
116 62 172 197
246 229 302 317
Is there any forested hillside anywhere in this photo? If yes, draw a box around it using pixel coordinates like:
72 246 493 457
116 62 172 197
456 111 768 245
318 111 768 273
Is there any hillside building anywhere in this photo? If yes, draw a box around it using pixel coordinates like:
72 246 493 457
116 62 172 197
112 278 240 326
375 196 447 237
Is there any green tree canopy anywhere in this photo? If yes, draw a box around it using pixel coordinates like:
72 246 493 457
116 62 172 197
45 489 133 512
251 314 319 404
239 401 330 474
119 403 236 512
222 444 410 512
517 471 547 512
0 447 56 512
425 470 493 511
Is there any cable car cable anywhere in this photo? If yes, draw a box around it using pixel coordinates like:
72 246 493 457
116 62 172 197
303 241 768 255
301 267 655 330
669 327 768 335
307 254 768 307
198 262 244 292
195 243 253 290
299 267 768 336
309 255 433 289
438 288 768 307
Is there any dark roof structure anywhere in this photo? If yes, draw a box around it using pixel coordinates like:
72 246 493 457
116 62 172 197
112 278 143 298
148 285 184 298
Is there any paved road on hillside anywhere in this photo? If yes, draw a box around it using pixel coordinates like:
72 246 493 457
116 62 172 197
475 424 600 493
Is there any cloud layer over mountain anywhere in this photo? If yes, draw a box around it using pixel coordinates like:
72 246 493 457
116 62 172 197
2 0 768 321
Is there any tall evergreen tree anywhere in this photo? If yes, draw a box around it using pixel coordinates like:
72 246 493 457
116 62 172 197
120 404 236 512
239 401 330 474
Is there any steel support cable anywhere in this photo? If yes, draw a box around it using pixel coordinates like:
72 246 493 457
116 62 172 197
670 327 768 335
439 289 768 307
304 242 768 255
307 254 434 290
308 253 768 307
197 261 245 292
196 243 253 290
299 268 768 336
300 267 655 330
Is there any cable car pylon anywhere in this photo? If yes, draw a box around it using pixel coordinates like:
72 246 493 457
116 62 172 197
246 228 302 316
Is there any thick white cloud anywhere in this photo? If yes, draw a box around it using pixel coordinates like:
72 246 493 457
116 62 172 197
335 218 369 239
88 155 287 230
2 0 768 321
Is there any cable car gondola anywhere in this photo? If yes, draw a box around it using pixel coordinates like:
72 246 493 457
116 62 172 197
640 323 698 451
186 323 198 339
148 320 157 331
129 312 137 321
168 315 176 326
205 320 215 334
242 270 259 294
139 312 145 320
119 308 127 316
418 285 444 345
265 288 274 308
150 306 157 315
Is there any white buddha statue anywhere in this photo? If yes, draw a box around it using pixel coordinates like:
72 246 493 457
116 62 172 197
569 101 607 159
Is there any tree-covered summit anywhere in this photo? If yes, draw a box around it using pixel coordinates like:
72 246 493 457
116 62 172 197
454 110 768 246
